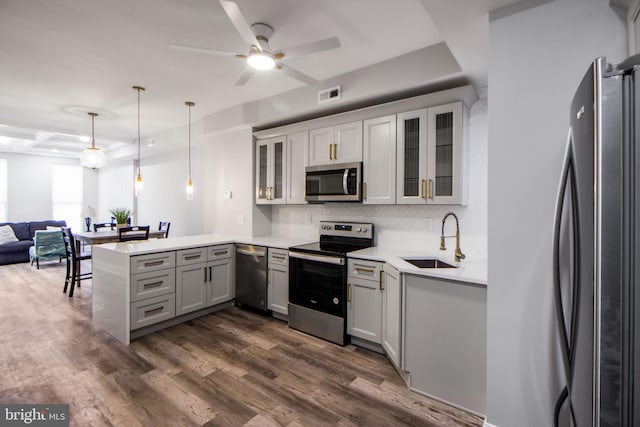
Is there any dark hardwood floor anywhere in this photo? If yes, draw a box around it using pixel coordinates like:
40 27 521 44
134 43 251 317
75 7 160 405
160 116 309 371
0 261 484 427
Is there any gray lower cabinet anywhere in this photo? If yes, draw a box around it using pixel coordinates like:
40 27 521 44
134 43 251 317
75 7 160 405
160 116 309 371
267 248 289 316
404 274 486 414
381 264 401 368
176 245 234 316
129 251 177 330
347 259 384 344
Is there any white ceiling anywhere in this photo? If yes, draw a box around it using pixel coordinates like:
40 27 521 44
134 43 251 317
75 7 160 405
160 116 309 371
0 0 524 159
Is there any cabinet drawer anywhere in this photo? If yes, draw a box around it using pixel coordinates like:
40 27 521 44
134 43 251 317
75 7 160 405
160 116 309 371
177 247 207 266
130 293 176 330
268 248 288 266
130 251 176 274
348 259 384 281
208 244 233 261
130 268 176 302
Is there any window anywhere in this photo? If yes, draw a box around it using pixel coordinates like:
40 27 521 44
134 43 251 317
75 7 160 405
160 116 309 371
0 159 6 222
51 164 82 231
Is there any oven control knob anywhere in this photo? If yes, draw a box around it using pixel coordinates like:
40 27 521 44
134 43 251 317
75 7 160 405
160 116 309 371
333 297 339 304
356 227 361 232
361 227 368 233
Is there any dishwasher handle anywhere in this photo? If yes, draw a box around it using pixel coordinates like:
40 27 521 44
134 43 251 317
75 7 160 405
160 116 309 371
236 248 266 257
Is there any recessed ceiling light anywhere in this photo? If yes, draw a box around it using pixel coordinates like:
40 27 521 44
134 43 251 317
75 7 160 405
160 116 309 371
51 148 59 153
79 135 90 142
0 136 9 144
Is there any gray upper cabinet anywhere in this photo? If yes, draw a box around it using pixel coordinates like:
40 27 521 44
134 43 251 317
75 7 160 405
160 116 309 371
286 132 308 205
362 115 396 204
307 121 362 166
396 109 428 205
426 102 465 205
255 136 287 205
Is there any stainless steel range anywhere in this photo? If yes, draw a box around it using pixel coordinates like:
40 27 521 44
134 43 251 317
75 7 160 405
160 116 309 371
288 221 374 345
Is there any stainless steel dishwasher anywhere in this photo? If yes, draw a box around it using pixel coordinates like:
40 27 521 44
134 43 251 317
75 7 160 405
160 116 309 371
235 244 268 311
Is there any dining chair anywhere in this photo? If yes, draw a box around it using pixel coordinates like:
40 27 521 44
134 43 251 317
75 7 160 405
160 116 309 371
118 225 150 242
93 222 114 232
158 221 171 238
62 227 92 297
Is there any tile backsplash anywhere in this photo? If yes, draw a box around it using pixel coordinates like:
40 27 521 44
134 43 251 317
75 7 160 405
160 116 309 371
270 97 488 259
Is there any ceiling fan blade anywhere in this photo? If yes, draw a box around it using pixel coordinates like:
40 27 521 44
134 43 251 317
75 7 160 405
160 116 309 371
169 44 240 57
278 63 317 85
234 68 255 86
278 37 341 59
219 0 262 50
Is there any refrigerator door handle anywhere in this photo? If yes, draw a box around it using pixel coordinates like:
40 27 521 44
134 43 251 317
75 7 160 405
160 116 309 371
552 130 580 427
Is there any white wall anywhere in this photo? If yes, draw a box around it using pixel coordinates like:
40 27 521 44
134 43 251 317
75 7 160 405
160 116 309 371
0 152 97 228
201 126 269 237
96 160 134 225
486 0 626 425
270 96 488 258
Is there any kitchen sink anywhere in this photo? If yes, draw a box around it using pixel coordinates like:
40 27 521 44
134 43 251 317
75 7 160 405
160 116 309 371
402 258 457 269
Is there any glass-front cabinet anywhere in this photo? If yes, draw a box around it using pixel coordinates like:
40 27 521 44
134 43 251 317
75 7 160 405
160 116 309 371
396 109 427 204
427 102 463 205
396 102 464 205
255 136 286 205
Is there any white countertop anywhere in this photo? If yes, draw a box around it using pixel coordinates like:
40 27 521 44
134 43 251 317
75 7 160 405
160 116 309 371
93 234 311 255
93 233 486 286
348 246 487 286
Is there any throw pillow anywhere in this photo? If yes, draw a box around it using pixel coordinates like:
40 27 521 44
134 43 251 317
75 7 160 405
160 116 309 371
0 225 18 244
46 226 62 231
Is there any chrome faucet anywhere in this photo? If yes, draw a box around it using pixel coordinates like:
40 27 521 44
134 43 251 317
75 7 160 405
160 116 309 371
440 212 466 262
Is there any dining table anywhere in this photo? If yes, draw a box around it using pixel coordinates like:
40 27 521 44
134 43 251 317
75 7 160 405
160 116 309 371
73 229 167 279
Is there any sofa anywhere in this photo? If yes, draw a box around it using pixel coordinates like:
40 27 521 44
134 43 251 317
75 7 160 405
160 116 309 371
0 220 67 265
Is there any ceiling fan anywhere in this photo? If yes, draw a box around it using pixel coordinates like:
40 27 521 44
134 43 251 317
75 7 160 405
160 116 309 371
169 0 341 86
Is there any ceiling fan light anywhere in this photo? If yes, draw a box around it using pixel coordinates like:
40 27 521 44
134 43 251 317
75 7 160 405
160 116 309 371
247 51 275 70
80 147 106 169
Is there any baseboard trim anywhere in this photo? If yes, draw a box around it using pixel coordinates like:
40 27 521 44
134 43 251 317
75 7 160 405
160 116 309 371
483 420 498 427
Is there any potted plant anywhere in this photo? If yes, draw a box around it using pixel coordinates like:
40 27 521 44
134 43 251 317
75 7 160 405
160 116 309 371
109 208 131 229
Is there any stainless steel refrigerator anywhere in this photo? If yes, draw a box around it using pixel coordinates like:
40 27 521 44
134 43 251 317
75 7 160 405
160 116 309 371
553 56 639 426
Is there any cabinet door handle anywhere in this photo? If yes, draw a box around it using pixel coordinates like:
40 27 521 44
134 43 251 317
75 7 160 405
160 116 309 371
363 182 367 201
214 250 228 256
329 144 333 160
209 266 212 282
347 283 351 303
428 179 433 199
421 179 426 199
184 254 201 261
333 143 337 160
144 306 164 316
144 260 163 267
203 266 207 282
143 281 163 289
379 271 384 291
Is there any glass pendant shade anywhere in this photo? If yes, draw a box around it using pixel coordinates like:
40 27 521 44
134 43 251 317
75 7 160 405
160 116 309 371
80 112 106 168
135 169 143 196
80 147 106 168
185 101 195 200
186 178 194 200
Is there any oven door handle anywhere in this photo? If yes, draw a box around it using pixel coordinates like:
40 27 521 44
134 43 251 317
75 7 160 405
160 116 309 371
342 168 349 195
288 251 345 265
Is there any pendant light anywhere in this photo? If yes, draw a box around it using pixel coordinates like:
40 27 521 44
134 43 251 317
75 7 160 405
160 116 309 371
133 86 145 197
80 112 106 169
185 101 195 200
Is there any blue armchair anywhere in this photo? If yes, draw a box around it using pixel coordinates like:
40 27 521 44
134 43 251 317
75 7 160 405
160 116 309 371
29 230 66 269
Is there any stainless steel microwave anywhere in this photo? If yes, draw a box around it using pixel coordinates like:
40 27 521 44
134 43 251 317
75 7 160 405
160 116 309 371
305 162 362 202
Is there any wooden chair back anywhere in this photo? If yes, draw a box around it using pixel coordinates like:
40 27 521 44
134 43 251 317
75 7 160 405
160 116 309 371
118 226 150 242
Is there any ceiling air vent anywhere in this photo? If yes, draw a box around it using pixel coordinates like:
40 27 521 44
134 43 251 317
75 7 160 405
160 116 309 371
318 85 341 104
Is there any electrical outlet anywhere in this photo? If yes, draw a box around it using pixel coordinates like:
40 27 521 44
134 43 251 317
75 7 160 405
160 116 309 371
238 215 244 225
224 191 232 199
